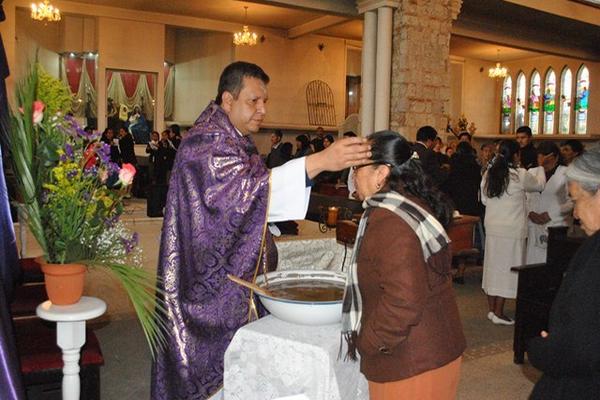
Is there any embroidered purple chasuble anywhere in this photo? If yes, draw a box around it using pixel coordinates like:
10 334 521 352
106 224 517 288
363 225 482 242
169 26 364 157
151 102 274 399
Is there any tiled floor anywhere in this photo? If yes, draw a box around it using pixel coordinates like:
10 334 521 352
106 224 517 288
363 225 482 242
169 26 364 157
93 266 541 399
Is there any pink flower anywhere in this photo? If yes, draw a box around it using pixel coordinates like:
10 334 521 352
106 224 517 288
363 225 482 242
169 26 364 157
118 163 136 186
32 101 45 124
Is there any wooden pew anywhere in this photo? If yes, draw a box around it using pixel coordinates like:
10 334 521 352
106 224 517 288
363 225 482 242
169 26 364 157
511 226 585 364
335 215 480 260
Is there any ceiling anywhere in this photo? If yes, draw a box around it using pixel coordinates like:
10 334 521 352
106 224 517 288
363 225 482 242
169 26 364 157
70 0 324 30
449 36 543 62
66 0 600 61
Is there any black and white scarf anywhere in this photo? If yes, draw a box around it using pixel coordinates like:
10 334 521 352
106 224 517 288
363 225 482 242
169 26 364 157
341 190 451 360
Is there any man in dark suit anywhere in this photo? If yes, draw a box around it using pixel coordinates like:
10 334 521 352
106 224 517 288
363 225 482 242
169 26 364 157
412 126 446 187
516 125 537 169
266 130 288 168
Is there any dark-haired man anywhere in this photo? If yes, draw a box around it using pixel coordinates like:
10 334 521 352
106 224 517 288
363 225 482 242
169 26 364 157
266 130 287 168
560 139 584 165
516 125 537 168
151 61 370 400
412 125 446 186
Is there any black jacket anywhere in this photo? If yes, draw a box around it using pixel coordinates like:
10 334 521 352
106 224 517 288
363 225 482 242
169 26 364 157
266 144 288 169
119 133 137 165
528 230 600 399
443 154 483 217
412 143 447 187
520 143 538 169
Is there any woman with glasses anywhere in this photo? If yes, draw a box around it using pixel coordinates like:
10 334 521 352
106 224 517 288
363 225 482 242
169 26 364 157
342 130 465 400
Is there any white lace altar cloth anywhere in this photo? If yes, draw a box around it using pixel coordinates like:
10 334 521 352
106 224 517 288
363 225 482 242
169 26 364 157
223 315 368 400
274 238 353 271
272 220 354 272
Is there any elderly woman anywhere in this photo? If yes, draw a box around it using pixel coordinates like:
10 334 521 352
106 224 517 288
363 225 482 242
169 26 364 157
527 146 600 399
342 131 465 400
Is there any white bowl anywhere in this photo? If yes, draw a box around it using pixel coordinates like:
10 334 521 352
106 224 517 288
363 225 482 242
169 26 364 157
255 270 346 326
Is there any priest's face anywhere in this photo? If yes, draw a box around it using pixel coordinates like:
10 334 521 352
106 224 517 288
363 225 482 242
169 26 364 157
222 77 268 135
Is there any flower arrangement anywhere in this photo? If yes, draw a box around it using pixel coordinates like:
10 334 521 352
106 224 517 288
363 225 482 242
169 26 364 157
6 65 166 356
457 114 469 132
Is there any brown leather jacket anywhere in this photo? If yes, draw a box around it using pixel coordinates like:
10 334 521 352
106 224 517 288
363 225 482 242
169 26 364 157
356 207 466 382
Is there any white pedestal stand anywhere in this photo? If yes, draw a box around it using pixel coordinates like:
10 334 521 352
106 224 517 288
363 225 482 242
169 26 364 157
36 296 106 400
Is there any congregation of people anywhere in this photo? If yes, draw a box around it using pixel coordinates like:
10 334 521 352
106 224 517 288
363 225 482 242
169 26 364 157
89 59 600 400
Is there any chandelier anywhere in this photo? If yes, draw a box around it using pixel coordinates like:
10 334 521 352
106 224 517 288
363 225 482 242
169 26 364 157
31 0 61 22
488 49 507 79
488 62 508 79
233 7 258 46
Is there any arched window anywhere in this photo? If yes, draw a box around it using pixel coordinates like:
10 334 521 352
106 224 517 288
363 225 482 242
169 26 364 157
501 75 512 134
515 72 526 130
559 67 572 135
575 65 589 135
543 68 556 135
529 70 541 135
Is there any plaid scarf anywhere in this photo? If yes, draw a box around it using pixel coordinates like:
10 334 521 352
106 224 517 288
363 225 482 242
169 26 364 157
341 190 451 361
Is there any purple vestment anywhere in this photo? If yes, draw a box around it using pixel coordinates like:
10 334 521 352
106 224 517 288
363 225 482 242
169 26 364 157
151 102 275 399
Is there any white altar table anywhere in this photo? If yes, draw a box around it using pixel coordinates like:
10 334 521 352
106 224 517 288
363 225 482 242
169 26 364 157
223 315 368 400
274 221 354 272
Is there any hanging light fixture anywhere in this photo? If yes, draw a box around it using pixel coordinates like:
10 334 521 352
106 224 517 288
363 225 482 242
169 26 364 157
488 49 508 79
31 0 61 22
233 7 258 46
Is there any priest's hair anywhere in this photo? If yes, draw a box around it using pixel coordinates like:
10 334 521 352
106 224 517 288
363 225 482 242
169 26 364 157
215 61 270 105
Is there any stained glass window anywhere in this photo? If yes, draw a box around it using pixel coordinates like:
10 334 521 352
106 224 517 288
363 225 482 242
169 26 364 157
575 65 589 135
501 76 512 134
543 69 556 135
515 72 526 130
529 70 541 135
559 67 572 135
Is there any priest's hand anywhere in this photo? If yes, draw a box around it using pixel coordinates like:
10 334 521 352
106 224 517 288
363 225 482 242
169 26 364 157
305 137 371 179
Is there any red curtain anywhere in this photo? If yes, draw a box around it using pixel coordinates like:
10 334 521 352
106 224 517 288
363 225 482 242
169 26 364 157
120 72 140 97
64 58 83 93
85 59 96 87
106 70 155 98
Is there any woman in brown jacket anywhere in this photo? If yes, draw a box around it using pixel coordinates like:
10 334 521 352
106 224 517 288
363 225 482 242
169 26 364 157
342 131 466 400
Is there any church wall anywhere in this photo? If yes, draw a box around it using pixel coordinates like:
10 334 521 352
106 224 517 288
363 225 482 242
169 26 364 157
172 30 234 123
15 7 61 80
235 33 348 132
96 17 166 131
460 56 500 136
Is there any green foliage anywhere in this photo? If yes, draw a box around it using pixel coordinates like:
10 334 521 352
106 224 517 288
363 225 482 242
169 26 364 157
37 65 73 116
6 64 167 357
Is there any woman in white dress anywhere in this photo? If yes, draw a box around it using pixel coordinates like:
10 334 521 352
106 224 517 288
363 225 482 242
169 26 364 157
526 142 573 264
481 140 545 325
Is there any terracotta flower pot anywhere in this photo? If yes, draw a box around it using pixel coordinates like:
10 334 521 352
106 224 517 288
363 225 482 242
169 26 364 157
39 260 87 305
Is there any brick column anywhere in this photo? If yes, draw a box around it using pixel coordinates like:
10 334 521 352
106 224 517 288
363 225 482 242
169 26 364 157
390 0 462 140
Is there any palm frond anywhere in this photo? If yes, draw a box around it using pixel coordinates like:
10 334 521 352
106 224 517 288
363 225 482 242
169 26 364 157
94 262 169 358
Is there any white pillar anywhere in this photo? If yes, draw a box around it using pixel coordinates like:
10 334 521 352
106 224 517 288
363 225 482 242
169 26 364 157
360 10 377 137
374 6 393 132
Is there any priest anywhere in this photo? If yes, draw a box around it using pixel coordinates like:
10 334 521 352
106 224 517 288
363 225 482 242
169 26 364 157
151 61 371 400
